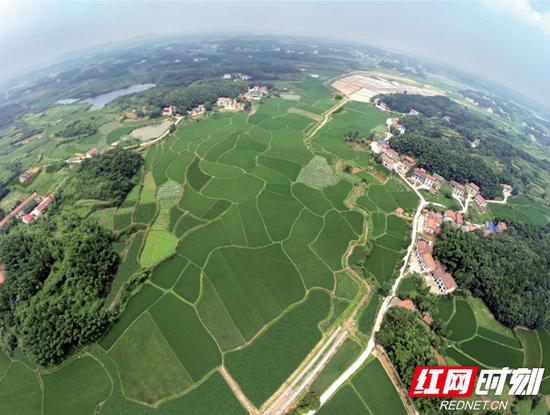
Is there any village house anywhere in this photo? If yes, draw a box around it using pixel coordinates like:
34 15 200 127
391 297 416 311
412 168 427 185
443 209 463 228
244 86 268 101
162 106 176 116
216 97 245 111
86 148 98 158
27 194 55 223
450 181 465 200
467 182 480 197
432 264 457 294
401 156 416 170
415 240 436 273
422 314 434 326
0 264 5 284
474 193 488 213
217 96 234 107
222 73 232 79
382 155 397 170
383 146 399 160
422 210 443 235
18 167 39 184
501 183 513 196
188 104 206 117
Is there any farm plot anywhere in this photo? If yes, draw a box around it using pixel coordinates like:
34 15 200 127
446 299 477 342
42 356 111 415
224 290 331 407
0 361 42 415
296 155 339 189
109 312 194 405
318 357 406 415
200 245 305 342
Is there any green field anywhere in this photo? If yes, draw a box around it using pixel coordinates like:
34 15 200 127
224 290 331 407
318 357 407 415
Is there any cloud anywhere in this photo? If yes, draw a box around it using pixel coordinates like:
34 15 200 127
486 0 550 34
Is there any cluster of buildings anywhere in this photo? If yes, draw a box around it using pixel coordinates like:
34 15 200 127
22 194 54 224
385 117 406 134
412 204 509 296
216 96 246 111
0 192 54 229
374 137 514 216
216 86 268 112
243 85 268 101
66 148 99 165
162 105 177 117
18 167 40 184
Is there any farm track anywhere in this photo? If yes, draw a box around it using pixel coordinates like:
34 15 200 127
219 366 259 415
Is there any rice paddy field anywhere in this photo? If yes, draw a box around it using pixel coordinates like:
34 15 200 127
317 357 407 415
0 76 422 414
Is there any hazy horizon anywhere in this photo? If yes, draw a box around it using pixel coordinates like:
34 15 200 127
1 1 549 109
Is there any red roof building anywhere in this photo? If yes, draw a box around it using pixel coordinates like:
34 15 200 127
402 156 416 169
392 298 416 311
422 314 434 326
475 194 488 213
32 194 54 216
432 263 457 294
86 148 98 158
22 214 34 224
0 264 5 284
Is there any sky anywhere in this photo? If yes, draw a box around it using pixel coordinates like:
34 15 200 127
0 1 549 109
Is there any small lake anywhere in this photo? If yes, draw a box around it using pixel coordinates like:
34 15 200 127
82 83 155 109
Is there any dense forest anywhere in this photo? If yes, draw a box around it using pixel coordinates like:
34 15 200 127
378 93 550 200
62 147 143 206
433 222 550 329
376 307 441 413
110 79 248 115
0 213 119 365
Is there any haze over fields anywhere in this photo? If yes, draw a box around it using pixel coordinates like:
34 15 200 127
0 1 550 109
